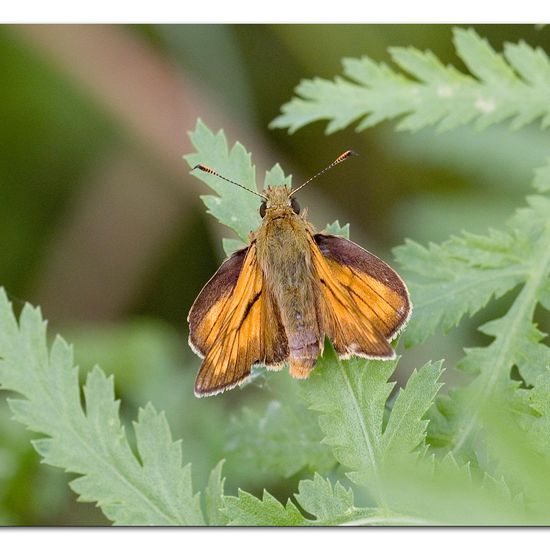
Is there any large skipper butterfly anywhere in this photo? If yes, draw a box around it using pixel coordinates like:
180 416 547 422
189 152 411 396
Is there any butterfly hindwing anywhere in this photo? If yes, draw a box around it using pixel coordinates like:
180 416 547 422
311 233 411 359
188 244 288 396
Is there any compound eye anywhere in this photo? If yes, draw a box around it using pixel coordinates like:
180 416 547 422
259 201 267 218
290 197 301 215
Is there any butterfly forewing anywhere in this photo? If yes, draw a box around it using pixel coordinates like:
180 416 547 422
188 247 247 357
188 243 288 396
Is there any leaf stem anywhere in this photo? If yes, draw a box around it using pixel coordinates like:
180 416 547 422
338 358 386 507
452 223 550 455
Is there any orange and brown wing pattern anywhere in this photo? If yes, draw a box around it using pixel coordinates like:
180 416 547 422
311 233 411 359
188 244 288 396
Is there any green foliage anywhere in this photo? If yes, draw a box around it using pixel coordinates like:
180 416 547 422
301 346 442 500
0 290 204 525
226 400 336 478
223 489 305 526
393 183 550 456
3 27 550 526
272 28 550 134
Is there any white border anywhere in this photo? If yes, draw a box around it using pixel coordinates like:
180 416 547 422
0 526 544 546
2 1 550 23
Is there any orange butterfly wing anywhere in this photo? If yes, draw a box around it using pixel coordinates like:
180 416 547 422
188 244 288 396
311 233 411 359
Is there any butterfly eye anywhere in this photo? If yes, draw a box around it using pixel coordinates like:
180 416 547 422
290 197 301 215
259 201 267 218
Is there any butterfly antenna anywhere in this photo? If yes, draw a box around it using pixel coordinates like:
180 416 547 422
289 150 358 197
193 164 267 200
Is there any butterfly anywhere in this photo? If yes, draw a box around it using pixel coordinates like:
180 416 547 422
188 151 411 397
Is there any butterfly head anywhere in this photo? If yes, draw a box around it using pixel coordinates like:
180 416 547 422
259 186 301 220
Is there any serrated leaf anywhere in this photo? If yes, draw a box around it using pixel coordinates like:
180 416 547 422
394 232 526 347
294 473 364 525
407 192 550 458
0 289 204 525
479 394 550 519
184 119 260 241
395 193 550 348
504 41 550 88
323 220 350 238
263 162 292 189
272 28 550 134
301 346 394 493
379 449 533 525
301 343 443 504
296 473 353 518
222 489 306 526
381 361 444 460
453 27 517 85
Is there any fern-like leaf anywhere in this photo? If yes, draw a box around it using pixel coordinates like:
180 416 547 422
0 290 204 525
271 28 550 134
393 223 534 348
396 169 550 456
301 342 443 503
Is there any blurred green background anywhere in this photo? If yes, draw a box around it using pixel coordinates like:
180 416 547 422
0 24 548 525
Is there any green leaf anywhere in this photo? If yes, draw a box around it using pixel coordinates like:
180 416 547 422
323 220 350 238
204 460 227 526
381 361 444 459
294 473 366 525
0 290 204 525
226 400 336 478
395 182 550 349
222 238 246 256
393 232 526 347
184 119 260 241
272 28 550 134
263 162 292 189
301 342 443 504
478 393 550 520
295 472 451 525
302 346 394 493
379 452 533 525
395 168 550 456
185 120 295 247
222 489 306 526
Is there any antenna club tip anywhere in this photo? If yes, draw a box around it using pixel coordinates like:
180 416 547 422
335 150 359 163
193 164 213 174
